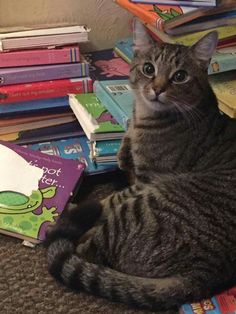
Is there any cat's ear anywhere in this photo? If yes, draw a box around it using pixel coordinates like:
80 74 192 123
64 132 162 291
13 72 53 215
133 18 154 53
191 31 218 67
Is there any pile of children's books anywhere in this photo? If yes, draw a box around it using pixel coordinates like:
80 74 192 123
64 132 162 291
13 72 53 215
113 0 236 118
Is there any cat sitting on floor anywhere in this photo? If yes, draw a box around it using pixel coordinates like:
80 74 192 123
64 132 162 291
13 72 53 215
45 19 236 313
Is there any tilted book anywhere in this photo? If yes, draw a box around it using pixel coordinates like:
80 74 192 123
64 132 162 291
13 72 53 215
130 0 217 7
0 63 89 86
69 93 124 141
0 140 85 244
27 136 118 176
0 25 90 51
93 80 134 130
0 46 80 68
0 77 93 104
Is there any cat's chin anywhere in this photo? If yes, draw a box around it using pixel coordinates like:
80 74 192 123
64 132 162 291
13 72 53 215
146 99 173 113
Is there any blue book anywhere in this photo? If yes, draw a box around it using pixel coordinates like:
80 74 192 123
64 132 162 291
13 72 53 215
114 38 133 64
90 139 121 163
93 80 134 130
0 96 70 118
27 136 118 176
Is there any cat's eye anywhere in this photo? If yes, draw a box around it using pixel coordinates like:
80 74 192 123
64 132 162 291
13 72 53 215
142 62 155 77
172 70 188 84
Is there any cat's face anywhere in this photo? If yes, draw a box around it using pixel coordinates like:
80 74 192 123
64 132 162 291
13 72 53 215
130 20 218 114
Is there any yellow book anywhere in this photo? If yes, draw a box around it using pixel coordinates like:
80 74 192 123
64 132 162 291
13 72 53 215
146 23 236 46
209 72 236 119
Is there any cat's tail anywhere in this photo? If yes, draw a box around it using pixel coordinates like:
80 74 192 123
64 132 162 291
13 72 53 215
47 238 193 312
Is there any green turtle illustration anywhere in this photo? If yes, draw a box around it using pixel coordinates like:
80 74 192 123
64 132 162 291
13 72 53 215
0 186 58 239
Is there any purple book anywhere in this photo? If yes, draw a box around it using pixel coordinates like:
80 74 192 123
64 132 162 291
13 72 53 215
0 63 89 86
0 140 85 244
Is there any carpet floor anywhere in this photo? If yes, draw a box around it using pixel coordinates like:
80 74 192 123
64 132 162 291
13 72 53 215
0 171 156 314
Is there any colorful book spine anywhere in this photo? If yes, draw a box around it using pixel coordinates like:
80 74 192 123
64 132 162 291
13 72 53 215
93 80 134 130
0 77 93 104
91 139 121 157
0 46 80 68
130 0 216 7
0 63 89 86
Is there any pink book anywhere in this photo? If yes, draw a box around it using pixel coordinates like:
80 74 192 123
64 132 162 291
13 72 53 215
0 46 80 68
0 77 93 104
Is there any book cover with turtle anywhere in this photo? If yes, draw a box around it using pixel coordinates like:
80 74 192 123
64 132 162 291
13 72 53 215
0 140 85 245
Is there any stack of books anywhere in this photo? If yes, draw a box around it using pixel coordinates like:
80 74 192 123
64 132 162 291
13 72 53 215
0 25 92 144
114 0 236 118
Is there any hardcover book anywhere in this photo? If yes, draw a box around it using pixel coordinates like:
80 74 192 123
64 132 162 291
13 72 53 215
82 49 130 81
0 46 80 68
0 77 93 104
0 96 71 119
69 93 124 141
0 25 90 51
27 137 118 176
93 80 134 130
0 121 84 145
0 140 85 244
180 286 236 314
0 63 89 86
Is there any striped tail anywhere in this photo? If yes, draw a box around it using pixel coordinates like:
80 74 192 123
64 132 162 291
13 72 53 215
47 238 192 312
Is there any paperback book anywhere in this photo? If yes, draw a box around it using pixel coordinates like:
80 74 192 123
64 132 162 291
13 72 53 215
27 137 118 176
0 63 89 86
93 80 134 130
0 77 93 104
90 139 121 163
130 0 217 7
69 93 124 141
0 45 80 68
0 140 85 244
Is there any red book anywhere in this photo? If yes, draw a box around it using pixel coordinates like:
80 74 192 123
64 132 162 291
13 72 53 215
0 46 80 68
0 77 93 104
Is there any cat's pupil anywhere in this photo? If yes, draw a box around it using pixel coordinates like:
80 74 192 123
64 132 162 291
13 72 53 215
143 62 155 76
172 70 188 83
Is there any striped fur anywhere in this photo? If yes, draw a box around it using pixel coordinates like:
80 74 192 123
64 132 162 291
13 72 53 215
46 23 236 312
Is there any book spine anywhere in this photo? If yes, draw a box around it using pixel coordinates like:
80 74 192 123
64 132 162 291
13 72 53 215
0 46 80 68
93 81 129 130
0 78 93 104
0 63 89 86
208 53 236 75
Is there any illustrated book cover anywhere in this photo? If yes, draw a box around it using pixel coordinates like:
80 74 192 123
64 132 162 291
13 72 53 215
0 77 93 104
0 45 80 68
82 48 130 81
180 286 236 314
69 93 124 141
27 136 118 176
93 80 134 130
0 62 89 86
0 140 85 244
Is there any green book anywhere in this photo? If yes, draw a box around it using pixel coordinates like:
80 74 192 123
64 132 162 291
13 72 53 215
69 93 124 141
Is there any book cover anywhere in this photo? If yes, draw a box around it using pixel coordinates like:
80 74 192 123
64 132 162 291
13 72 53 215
0 25 90 52
0 77 93 104
27 137 118 176
130 0 216 7
0 140 85 244
0 114 76 135
69 93 124 141
180 286 236 314
0 121 84 145
93 80 134 130
115 0 197 31
82 49 130 81
0 46 80 68
0 62 89 86
90 139 121 163
209 71 236 118
114 38 133 64
0 96 70 119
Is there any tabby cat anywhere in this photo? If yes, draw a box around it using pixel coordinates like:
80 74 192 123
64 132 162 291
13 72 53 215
45 20 236 312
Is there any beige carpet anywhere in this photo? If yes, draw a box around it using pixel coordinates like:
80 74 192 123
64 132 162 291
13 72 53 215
0 172 155 314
